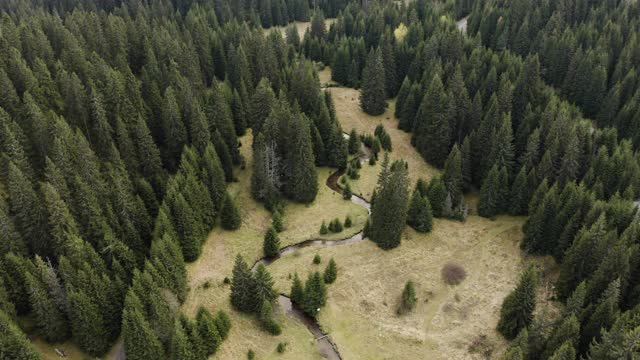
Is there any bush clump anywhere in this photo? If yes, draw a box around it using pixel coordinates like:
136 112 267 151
441 262 467 285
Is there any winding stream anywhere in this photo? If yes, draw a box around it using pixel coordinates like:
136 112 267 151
251 140 372 360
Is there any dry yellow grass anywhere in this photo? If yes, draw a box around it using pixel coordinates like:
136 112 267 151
267 216 530 359
327 85 440 199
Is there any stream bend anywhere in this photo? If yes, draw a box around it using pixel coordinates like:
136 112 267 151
251 140 371 360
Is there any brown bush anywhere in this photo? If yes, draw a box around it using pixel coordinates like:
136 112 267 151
441 262 467 285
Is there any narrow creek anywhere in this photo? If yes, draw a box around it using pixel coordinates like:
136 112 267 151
251 139 371 360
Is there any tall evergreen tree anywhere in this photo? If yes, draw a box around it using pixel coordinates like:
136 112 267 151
231 255 254 313
221 192 241 230
370 160 410 249
360 48 387 116
497 265 538 339
302 271 327 317
0 309 40 360
407 190 433 233
443 144 463 206
263 226 281 258
413 75 451 167
122 292 164 360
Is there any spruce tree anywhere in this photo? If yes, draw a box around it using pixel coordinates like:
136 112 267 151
360 48 387 116
253 264 277 313
272 210 284 233
478 165 502 219
443 144 463 206
348 128 360 155
324 258 337 284
25 266 69 343
548 342 576 360
170 319 196 360
221 192 241 230
263 226 281 258
214 311 231 340
407 190 433 233
497 265 537 339
370 161 410 249
413 75 451 168
122 292 164 360
196 307 221 356
259 300 281 335
302 272 327 317
581 279 620 352
542 315 580 359
426 177 447 218
0 309 40 360
286 113 318 203
290 273 304 305
231 255 255 313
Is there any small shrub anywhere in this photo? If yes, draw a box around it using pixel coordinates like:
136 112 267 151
328 218 343 233
313 254 321 264
277 342 287 353
369 156 376 166
397 280 417 315
248 350 255 360
324 258 337 284
319 221 328 235
343 182 352 200
340 175 347 184
441 262 467 285
223 277 231 285
344 215 352 228
272 210 284 232
202 280 211 289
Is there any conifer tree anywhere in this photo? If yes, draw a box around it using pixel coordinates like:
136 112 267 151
231 255 255 313
443 144 463 206
478 165 502 219
250 79 276 133
221 192 241 230
548 342 576 360
320 221 328 235
263 226 281 258
370 161 410 249
398 280 417 314
286 113 318 203
581 279 620 352
302 271 327 317
170 319 196 360
150 233 187 303
426 177 447 218
0 309 40 360
122 292 164 360
6 162 46 255
324 258 337 284
66 286 110 356
509 166 530 215
497 265 537 339
25 264 69 343
214 311 231 340
290 273 304 305
343 181 352 200
196 307 221 356
253 264 277 313
542 315 580 359
407 190 433 233
413 75 451 167
272 210 284 233
348 128 361 155
360 48 387 115
259 300 281 335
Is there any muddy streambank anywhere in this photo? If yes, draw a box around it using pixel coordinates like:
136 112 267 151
251 143 372 359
